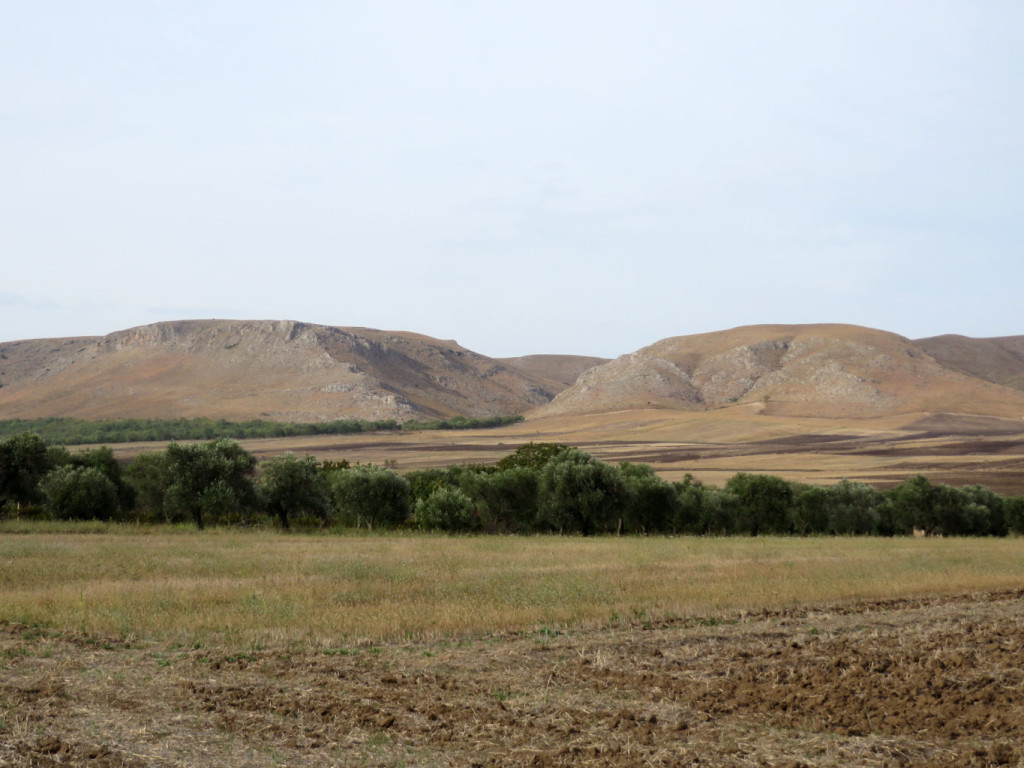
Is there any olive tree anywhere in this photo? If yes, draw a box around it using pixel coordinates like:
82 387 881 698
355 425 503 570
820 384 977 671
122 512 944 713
327 465 410 529
40 465 119 521
536 448 626 535
0 432 52 513
164 439 258 529
258 452 332 529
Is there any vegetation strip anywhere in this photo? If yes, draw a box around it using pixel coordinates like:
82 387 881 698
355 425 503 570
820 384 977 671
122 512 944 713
0 414 523 445
2 432 1023 536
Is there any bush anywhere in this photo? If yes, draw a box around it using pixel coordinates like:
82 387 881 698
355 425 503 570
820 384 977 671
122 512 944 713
619 463 680 534
327 466 410 529
125 452 176 523
0 432 52 510
164 439 259 528
1006 496 1024 534
724 473 794 535
40 465 119 521
536 448 626 535
826 480 885 535
412 486 477 531
259 453 332 529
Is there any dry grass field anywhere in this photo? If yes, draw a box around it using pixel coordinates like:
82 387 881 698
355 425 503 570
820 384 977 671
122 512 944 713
2 530 1024 767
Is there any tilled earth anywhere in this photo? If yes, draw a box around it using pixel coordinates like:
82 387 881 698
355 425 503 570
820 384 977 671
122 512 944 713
2 591 1023 767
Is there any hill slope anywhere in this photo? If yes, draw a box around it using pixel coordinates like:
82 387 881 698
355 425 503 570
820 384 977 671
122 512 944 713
912 334 1024 392
498 354 608 394
0 320 557 422
532 324 1024 421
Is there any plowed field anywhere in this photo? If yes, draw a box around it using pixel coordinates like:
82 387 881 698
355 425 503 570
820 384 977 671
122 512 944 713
3 590 1023 767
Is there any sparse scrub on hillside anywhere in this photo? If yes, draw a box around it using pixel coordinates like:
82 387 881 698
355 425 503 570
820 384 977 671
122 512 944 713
3 432 1023 537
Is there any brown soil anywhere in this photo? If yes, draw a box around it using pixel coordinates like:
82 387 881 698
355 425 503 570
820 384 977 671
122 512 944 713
3 591 1023 767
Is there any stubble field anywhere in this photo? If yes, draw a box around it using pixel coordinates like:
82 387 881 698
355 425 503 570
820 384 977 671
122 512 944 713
2 532 1024 767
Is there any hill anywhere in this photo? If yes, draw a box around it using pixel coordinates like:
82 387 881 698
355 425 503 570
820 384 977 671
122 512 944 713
531 324 1024 421
498 354 608 393
912 334 1024 392
4 321 1024 428
0 320 562 422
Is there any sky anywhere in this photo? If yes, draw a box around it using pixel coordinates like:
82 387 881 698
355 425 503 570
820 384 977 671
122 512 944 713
3 1 1023 359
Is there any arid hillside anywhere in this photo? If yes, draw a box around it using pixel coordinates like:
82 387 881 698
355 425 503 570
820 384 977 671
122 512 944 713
3 321 1024 427
533 324 1024 421
498 353 608 393
0 320 560 422
913 333 1024 391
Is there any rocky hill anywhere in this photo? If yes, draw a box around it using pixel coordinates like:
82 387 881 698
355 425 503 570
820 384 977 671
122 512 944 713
0 320 563 422
3 320 1024 425
531 324 1024 421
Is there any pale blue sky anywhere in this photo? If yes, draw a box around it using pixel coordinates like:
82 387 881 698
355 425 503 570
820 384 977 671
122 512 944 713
3 1 1022 358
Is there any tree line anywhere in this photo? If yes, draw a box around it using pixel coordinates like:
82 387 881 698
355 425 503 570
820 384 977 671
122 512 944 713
2 432 1022 536
0 415 524 446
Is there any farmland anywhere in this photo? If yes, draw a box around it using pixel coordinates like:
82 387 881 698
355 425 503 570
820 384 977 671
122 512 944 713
2 531 1023 766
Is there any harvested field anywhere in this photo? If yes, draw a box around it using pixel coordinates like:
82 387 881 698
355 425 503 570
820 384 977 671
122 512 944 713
103 408 1024 495
2 591 1023 767
2 534 1024 766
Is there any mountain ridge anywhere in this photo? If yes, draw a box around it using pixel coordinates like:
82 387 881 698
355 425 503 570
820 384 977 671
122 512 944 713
1 320 1023 425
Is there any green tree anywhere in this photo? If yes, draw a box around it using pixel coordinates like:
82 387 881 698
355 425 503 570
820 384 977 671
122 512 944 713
461 466 539 533
327 465 410 529
724 473 794 535
259 453 332 529
40 465 119 521
0 432 52 513
536 448 626 535
890 474 934 534
164 440 258 529
826 480 885 535
672 475 713 534
495 442 569 471
791 484 830 535
619 462 679 534
412 486 477 531
1006 495 1024 534
68 446 136 513
405 467 449 504
125 452 175 523
961 484 1007 536
891 475 992 536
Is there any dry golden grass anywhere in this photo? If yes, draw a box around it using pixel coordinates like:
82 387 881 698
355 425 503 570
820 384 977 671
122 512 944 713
2 528 1022 648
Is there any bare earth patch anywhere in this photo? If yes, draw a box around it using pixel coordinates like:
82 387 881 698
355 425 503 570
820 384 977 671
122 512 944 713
3 590 1023 767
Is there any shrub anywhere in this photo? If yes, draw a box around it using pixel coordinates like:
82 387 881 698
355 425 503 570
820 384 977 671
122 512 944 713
327 466 410 529
412 486 477 532
536 448 626 535
40 465 119 521
259 453 332 529
724 473 794 535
